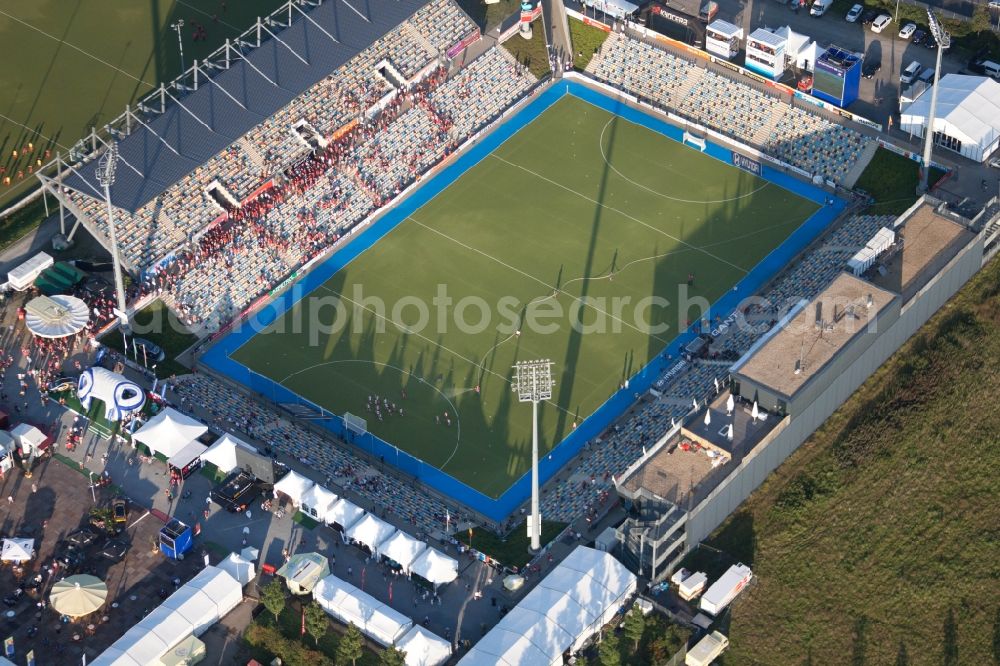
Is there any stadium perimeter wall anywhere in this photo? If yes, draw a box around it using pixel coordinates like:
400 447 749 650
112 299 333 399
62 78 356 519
202 78 845 524
683 228 986 548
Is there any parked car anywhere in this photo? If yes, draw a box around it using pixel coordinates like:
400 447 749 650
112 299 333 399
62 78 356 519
46 374 78 393
131 337 165 362
898 22 917 39
988 156 1000 169
98 538 129 562
862 60 882 79
112 498 128 525
924 34 938 49
871 13 892 32
845 3 863 21
861 7 879 23
912 28 927 44
900 60 923 84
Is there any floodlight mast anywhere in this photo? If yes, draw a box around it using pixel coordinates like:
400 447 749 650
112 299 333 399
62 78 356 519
919 10 951 193
95 143 130 332
512 359 554 552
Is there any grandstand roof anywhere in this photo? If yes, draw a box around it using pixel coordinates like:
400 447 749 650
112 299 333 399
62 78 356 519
64 0 431 213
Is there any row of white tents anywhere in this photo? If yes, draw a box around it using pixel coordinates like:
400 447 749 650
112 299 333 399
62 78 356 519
459 547 638 666
91 564 244 665
272 471 458 587
312 574 452 666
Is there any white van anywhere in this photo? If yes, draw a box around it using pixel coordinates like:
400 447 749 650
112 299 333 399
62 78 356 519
983 60 1000 79
900 61 922 84
810 0 833 15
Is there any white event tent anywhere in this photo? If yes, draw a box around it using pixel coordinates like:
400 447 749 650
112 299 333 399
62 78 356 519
346 513 396 553
395 625 452 666
459 547 637 666
326 498 366 531
301 484 338 522
132 408 208 459
900 74 1000 162
200 433 254 473
272 470 314 507
92 565 242 665
379 531 426 573
1 538 35 563
313 575 412 646
409 547 459 587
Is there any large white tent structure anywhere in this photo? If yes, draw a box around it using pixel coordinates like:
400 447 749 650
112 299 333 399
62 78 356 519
132 408 208 459
272 470 314 507
395 625 452 666
199 433 254 473
409 547 459 587
301 484 338 522
77 366 146 421
459 547 637 666
900 74 1000 162
346 513 396 553
313 575 412 646
379 531 426 573
92 565 242 665
326 498 366 531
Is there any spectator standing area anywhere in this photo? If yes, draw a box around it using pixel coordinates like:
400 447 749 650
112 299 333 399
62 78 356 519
205 80 844 521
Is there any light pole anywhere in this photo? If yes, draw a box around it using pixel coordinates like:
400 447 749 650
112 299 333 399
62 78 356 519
919 10 950 193
96 142 130 332
172 19 186 75
512 359 554 552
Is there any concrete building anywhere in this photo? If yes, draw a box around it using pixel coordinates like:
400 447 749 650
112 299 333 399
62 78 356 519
614 197 989 580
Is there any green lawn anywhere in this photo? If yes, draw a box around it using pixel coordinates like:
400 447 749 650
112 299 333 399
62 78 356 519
457 520 567 569
230 94 818 498
0 0 287 210
712 257 1000 664
854 147 946 215
100 299 198 377
569 18 611 71
502 24 552 79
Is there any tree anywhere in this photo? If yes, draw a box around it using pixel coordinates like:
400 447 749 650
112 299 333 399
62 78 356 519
304 602 328 646
380 645 407 666
598 631 621 666
622 603 646 652
261 580 286 622
337 623 365 666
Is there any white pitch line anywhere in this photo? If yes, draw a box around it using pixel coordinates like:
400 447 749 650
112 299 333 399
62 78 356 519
598 118 772 204
489 153 751 274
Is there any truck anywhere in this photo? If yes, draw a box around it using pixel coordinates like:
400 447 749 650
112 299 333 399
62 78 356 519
699 564 752 615
678 571 709 601
685 631 730 666
810 0 833 16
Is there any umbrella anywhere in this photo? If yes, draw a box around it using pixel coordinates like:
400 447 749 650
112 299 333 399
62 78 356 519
50 575 108 617
726 394 735 415
703 410 711 426
751 401 759 421
727 424 734 441
1 538 34 562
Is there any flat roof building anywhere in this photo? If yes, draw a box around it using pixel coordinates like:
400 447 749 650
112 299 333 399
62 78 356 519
731 273 899 416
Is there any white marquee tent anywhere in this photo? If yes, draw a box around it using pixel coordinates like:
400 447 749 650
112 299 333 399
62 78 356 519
326 498 366 530
900 74 1000 162
77 366 146 422
379 531 426 573
272 470 314 507
313 575 412 646
395 625 452 666
217 552 256 586
132 408 208 459
92 565 242 665
346 513 396 553
1 538 35 562
301 484 338 522
409 547 459 587
459 547 637 666
200 433 254 473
